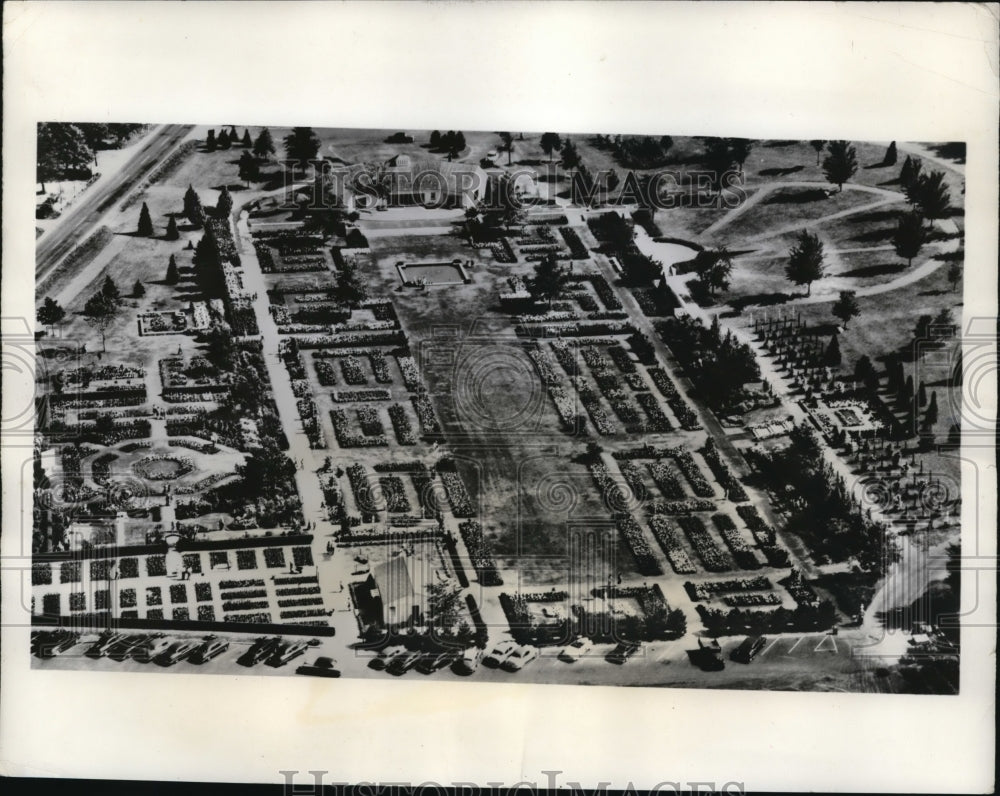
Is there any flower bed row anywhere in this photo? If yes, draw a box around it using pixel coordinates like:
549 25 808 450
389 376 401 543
195 582 213 601
275 585 321 597
224 612 272 624
635 392 673 432
646 367 700 429
219 578 265 589
616 516 663 576
458 520 503 586
702 441 749 502
677 515 731 572
589 275 622 311
220 589 268 600
724 593 782 607
559 227 590 259
340 356 367 385
278 597 325 608
331 409 388 447
314 357 339 385
396 356 421 391
442 472 474 517
647 461 686 499
578 386 615 435
379 475 412 513
674 451 715 498
410 395 441 434
388 404 417 445
712 513 760 570
685 575 772 601
648 516 697 574
222 600 270 612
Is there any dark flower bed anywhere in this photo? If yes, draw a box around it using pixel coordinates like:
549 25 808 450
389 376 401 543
314 357 339 386
222 599 270 612
274 575 318 586
702 440 749 502
42 593 60 616
331 409 388 448
648 516 696 574
209 551 230 569
712 513 760 570
677 515 731 572
275 585 321 597
263 547 286 568
277 597 325 608
646 367 700 429
442 472 474 517
147 609 164 619
32 563 52 586
410 395 441 434
118 557 139 579
559 226 589 259
197 605 216 621
182 553 202 574
146 555 167 577
458 520 503 586
94 589 110 610
89 559 112 581
146 586 162 606
280 608 326 619
173 607 191 620
221 589 268 600
616 516 663 576
590 274 622 310
736 504 777 546
224 612 272 624
219 578 265 589
236 549 259 570
69 592 86 611
674 451 715 498
60 561 82 584
379 475 411 513
647 461 685 499
169 584 189 604
195 582 214 602
120 588 137 609
388 404 417 445
293 547 313 568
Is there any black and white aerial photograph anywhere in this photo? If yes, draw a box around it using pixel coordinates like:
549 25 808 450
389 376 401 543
27 121 969 693
3 2 996 794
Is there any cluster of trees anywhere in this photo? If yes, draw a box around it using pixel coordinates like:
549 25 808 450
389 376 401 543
205 126 253 152
749 424 890 570
700 137 754 179
429 130 466 157
81 275 130 352
900 156 952 221
690 247 735 298
527 253 570 307
592 134 675 169
658 314 761 411
37 123 147 189
885 351 941 432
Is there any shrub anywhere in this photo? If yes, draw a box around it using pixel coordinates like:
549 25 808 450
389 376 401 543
236 549 259 570
195 582 213 602
169 584 189 603
263 547 286 568
146 555 167 577
60 561 82 584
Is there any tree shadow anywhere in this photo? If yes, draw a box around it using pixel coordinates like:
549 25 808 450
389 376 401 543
926 142 966 164
838 262 906 279
764 188 830 205
729 292 795 311
850 209 900 225
851 227 895 243
758 165 804 177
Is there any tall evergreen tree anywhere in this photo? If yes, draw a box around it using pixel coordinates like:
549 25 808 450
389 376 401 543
166 214 180 241
242 128 252 148
825 334 842 366
283 127 321 171
333 259 367 308
133 279 145 298
218 128 231 150
253 127 275 160
101 274 120 303
893 210 926 266
216 186 233 218
137 202 155 236
822 140 859 192
918 380 928 407
925 391 939 426
205 129 216 151
238 150 260 187
527 253 570 307
913 170 951 221
899 155 923 197
884 141 897 166
165 254 180 285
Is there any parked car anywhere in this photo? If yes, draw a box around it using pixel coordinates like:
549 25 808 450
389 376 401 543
483 640 519 668
730 635 767 664
694 638 725 671
369 645 407 670
35 630 78 658
502 645 539 672
607 641 641 664
134 635 173 663
296 656 341 678
86 632 128 659
238 636 282 667
386 650 422 676
268 640 309 667
155 638 201 666
559 638 593 663
191 637 229 664
108 634 152 661
416 649 460 674
457 646 484 673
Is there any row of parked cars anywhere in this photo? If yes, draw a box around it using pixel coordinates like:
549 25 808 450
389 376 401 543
31 629 231 666
368 645 482 676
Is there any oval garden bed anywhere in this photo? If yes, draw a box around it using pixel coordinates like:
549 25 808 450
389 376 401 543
133 454 194 481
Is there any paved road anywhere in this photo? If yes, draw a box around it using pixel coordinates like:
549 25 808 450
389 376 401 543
36 124 194 291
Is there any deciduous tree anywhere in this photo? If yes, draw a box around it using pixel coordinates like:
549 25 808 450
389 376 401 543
283 127 321 172
527 253 570 307
809 140 826 165
253 127 275 160
832 290 860 329
540 132 562 162
36 297 66 335
786 230 825 295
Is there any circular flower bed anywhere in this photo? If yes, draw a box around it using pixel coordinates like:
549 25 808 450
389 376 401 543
133 454 194 481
